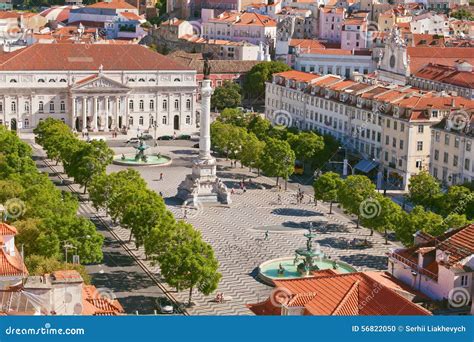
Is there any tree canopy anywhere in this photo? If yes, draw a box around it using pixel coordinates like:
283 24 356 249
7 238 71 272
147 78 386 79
211 81 242 111
243 61 290 100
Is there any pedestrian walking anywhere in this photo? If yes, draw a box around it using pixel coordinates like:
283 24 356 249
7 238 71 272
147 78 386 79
277 194 282 205
159 191 163 197
183 209 188 219
160 172 163 181
264 230 269 240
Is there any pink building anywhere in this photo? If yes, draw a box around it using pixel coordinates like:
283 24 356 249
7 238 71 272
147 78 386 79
318 7 345 44
341 14 369 50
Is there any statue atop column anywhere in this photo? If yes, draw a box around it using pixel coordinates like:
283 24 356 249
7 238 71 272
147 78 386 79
203 55 211 80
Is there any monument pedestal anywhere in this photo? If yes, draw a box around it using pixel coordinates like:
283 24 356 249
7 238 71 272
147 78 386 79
177 157 231 204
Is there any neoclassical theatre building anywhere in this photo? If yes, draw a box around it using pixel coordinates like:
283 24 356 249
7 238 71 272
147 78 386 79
0 43 198 135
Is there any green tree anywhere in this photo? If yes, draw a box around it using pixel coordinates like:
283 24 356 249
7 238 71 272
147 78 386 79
211 81 242 111
0 179 24 203
338 175 377 228
395 206 445 246
15 218 60 259
261 138 295 189
218 108 250 128
439 185 473 218
243 61 290 100
157 221 221 306
450 8 474 20
121 189 167 248
408 171 441 210
240 133 265 174
247 115 271 140
25 255 91 284
313 172 342 214
361 193 404 243
34 118 76 164
64 140 113 193
288 131 324 169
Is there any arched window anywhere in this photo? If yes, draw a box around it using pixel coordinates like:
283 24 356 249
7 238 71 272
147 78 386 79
139 100 144 111
38 101 44 113
149 78 156 82
150 116 154 126
11 101 16 112
38 79 45 83
150 99 154 110
49 102 55 112
10 79 17 83
128 78 135 82
174 99 179 110
24 101 29 112
186 115 191 124
129 116 133 125
162 116 167 125
138 78 145 82
162 99 167 110
60 101 65 112
174 78 181 82
0 103 3 112
139 116 144 125
60 79 67 83
24 118 29 128
186 99 191 110
129 100 134 111
49 79 56 83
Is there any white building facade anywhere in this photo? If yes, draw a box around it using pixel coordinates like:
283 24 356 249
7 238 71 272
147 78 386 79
0 44 198 136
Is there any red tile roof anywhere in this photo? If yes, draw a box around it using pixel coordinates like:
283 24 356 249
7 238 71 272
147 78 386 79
0 44 192 71
275 70 320 83
87 0 137 10
394 224 474 277
248 271 432 316
82 285 124 315
413 63 474 88
120 12 142 21
407 47 474 73
0 223 17 236
0 247 26 277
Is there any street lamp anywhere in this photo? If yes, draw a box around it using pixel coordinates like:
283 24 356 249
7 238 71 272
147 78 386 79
61 235 91 263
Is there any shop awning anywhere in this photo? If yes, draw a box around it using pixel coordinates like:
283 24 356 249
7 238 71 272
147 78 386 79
354 159 378 173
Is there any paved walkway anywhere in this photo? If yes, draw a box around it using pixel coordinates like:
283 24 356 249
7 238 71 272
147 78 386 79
29 141 399 315
106 145 399 315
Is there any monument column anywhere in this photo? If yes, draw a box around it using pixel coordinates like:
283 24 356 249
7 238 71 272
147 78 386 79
177 58 231 204
115 97 120 130
199 79 212 160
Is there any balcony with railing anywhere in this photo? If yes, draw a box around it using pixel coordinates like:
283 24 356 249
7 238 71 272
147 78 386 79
388 251 438 281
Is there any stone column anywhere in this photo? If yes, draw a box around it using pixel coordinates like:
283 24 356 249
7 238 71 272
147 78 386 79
93 96 98 132
104 96 109 132
199 79 213 159
71 96 76 131
115 97 120 130
125 96 130 129
82 97 87 131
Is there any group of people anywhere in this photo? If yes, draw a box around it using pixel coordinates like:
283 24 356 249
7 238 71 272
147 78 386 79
214 293 226 303
296 187 305 204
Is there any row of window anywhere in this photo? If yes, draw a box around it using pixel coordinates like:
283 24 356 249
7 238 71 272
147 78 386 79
128 99 192 111
434 131 471 151
129 115 192 126
433 149 473 171
0 101 66 113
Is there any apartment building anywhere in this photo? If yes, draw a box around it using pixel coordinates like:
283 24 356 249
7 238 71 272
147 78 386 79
265 70 474 189
430 112 474 185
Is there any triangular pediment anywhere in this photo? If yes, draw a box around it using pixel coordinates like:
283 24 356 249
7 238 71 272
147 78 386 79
72 74 130 91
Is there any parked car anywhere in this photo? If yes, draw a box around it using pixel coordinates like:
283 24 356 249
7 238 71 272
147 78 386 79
177 134 191 140
126 137 140 144
157 135 173 140
140 134 153 140
157 297 174 314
